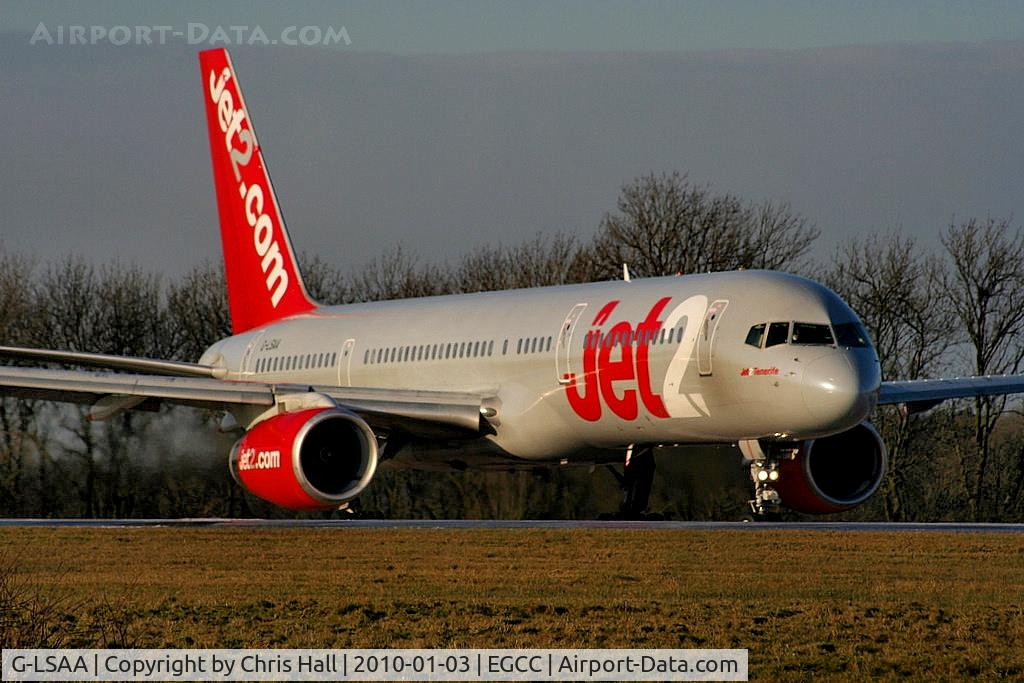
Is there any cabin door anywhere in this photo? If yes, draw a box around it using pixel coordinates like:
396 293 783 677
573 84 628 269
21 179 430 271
555 303 588 384
697 300 729 376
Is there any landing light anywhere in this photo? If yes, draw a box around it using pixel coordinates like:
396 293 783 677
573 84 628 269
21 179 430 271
757 470 769 482
768 470 780 481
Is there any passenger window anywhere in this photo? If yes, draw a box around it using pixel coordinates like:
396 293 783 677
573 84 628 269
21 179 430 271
488 340 494 356
792 323 835 346
745 323 766 348
765 322 790 347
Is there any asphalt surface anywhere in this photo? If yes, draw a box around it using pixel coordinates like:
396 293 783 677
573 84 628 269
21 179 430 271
1 519 1022 532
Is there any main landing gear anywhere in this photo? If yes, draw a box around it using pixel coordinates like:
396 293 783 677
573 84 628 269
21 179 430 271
601 445 660 520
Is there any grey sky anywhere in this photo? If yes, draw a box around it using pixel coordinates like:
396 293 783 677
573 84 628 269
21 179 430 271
4 1 1024 52
1 3 1023 278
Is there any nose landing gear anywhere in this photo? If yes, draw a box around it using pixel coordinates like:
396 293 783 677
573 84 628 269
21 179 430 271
749 461 782 517
740 440 797 519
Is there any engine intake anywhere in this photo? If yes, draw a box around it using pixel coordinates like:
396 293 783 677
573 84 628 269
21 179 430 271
230 408 378 510
774 422 887 514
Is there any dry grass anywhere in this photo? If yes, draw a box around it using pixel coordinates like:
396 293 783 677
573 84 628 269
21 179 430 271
2 528 1022 680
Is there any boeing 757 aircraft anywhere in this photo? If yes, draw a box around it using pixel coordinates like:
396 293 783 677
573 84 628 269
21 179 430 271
1 48 1022 518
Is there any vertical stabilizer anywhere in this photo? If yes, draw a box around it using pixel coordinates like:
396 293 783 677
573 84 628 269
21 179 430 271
199 48 315 334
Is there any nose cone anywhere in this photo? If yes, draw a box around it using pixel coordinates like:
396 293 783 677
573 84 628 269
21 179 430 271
801 351 879 430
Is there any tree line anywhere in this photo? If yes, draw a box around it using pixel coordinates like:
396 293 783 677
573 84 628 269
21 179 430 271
1 172 1023 521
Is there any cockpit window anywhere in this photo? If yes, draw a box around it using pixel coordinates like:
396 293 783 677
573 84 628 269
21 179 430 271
745 323 766 348
833 322 872 348
791 322 835 345
765 322 790 348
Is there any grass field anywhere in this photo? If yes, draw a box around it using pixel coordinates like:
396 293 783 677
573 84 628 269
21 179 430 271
2 528 1022 680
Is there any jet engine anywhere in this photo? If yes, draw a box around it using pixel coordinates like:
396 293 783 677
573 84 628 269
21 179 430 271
229 407 378 510
772 423 887 514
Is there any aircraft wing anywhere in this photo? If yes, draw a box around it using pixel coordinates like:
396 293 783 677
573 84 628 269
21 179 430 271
878 375 1024 413
0 365 487 438
0 345 224 378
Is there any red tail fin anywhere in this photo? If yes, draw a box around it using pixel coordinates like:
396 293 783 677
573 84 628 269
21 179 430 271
199 48 315 334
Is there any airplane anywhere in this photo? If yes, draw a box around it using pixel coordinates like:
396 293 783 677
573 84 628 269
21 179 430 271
1 46 1022 519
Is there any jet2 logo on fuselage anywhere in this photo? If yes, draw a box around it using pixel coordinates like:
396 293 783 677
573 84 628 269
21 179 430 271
564 295 710 422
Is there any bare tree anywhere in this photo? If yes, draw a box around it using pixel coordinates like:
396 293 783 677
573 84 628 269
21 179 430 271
742 199 821 271
589 172 819 279
454 232 588 292
0 250 40 515
825 232 955 520
299 253 349 305
941 217 1024 520
165 262 231 362
345 245 451 302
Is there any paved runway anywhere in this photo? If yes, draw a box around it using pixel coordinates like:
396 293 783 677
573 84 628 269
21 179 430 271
1 518 1022 532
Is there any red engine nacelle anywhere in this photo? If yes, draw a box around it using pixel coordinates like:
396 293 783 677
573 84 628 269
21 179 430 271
775 423 887 514
229 408 378 510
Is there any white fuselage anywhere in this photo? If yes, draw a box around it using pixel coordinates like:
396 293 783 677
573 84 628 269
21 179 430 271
201 270 881 468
